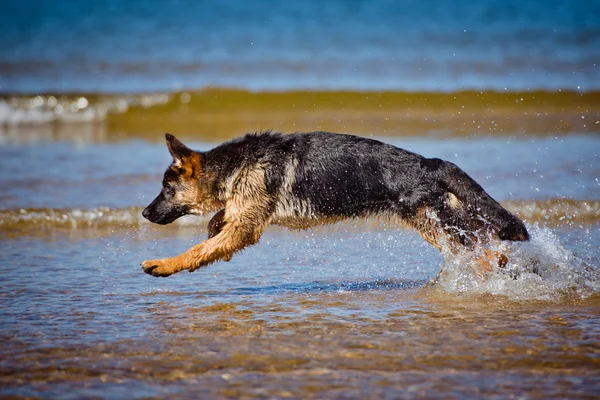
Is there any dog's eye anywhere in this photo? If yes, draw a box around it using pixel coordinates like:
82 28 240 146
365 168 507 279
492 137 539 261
163 185 175 196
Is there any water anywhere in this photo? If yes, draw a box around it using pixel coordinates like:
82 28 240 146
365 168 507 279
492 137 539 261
1 0 599 93
2 1 600 397
1 132 599 398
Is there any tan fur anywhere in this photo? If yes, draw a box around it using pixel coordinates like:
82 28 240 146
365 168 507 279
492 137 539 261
174 159 224 217
142 197 269 275
271 215 348 230
400 206 508 280
446 192 460 209
272 158 314 221
405 207 443 251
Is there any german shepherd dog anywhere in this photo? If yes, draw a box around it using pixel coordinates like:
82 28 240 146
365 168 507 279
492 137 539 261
142 131 529 278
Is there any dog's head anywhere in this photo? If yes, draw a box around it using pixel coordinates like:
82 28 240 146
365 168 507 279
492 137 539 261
142 133 213 225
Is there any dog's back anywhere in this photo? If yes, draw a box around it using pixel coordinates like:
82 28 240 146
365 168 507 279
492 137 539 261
205 131 528 248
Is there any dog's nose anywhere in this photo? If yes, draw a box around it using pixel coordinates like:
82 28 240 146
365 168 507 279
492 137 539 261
142 207 150 219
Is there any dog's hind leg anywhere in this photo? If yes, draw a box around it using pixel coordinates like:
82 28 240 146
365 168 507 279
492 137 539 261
207 209 232 261
432 160 529 243
409 198 508 279
473 249 509 278
433 186 523 278
406 206 444 252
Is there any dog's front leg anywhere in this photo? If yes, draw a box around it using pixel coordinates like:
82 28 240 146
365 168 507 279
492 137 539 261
143 216 266 277
207 209 232 262
141 257 188 277
207 209 226 239
142 210 233 276
187 217 266 272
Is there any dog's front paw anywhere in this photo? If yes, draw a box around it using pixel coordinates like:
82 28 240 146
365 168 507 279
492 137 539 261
142 259 177 277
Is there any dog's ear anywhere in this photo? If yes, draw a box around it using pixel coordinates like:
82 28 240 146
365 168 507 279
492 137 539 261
165 133 192 165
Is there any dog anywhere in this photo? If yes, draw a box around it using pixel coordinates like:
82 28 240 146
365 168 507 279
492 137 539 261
142 131 529 278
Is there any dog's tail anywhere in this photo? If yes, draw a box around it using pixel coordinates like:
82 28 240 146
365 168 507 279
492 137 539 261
431 159 529 243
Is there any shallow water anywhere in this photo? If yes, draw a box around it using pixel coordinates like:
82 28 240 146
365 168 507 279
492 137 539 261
1 132 599 398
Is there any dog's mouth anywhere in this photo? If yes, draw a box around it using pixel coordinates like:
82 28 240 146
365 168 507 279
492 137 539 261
142 194 188 225
142 207 187 225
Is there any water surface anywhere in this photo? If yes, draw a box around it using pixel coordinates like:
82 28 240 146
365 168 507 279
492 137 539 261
1 133 599 398
2 1 600 396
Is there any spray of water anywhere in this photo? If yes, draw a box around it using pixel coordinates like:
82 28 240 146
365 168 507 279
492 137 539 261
434 224 600 301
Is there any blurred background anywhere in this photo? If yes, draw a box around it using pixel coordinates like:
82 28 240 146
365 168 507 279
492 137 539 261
1 0 599 142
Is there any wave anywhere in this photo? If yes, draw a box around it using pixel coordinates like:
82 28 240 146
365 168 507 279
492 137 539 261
0 199 598 233
1 90 598 135
0 93 171 125
503 199 600 226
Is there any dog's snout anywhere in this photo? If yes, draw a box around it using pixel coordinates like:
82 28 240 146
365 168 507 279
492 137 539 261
142 207 150 220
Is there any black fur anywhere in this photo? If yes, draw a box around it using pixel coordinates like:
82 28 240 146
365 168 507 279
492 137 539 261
204 131 528 243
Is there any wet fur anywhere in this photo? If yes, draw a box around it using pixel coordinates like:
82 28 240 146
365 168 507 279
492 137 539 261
142 131 529 277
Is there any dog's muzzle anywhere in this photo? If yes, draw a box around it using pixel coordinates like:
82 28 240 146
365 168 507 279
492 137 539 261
142 193 187 225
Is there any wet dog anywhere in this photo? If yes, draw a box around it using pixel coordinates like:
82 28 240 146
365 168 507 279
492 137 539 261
142 131 529 277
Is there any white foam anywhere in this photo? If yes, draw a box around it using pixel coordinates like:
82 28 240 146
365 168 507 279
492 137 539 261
0 93 171 126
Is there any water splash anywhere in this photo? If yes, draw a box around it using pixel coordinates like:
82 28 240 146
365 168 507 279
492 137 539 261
435 224 600 301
